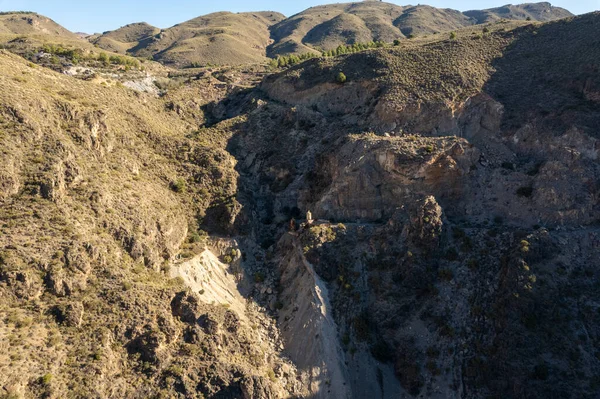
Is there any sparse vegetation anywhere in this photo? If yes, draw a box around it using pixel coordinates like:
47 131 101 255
270 52 319 69
170 178 187 193
517 186 534 198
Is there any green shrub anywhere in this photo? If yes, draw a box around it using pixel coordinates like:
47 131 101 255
170 178 186 193
253 272 265 283
336 72 347 84
450 32 457 40
467 258 479 270
272 52 318 68
189 232 202 243
353 313 370 341
98 52 109 65
40 374 53 385
438 268 454 281
517 186 533 198
445 248 459 261
533 363 549 380
222 255 233 264
393 39 401 46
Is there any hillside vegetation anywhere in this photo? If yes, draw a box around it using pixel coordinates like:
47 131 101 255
0 49 300 398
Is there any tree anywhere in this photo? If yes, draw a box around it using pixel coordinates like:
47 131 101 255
336 72 347 84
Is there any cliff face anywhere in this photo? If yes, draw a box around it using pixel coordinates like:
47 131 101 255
223 13 600 399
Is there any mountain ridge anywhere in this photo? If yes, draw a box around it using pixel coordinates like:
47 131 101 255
83 1 573 66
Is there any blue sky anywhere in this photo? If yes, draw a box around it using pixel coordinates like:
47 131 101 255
0 0 597 33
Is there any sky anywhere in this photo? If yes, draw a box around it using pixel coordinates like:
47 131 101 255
0 0 597 33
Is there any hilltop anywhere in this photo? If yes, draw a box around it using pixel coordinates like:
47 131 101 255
0 12 78 38
465 1 573 23
90 22 160 54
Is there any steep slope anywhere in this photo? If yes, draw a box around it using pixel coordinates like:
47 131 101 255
0 50 304 398
91 22 160 54
215 11 599 399
465 2 573 24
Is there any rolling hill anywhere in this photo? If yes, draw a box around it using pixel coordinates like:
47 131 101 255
90 2 573 65
268 2 473 55
94 12 285 67
464 1 574 23
268 1 573 56
90 22 160 54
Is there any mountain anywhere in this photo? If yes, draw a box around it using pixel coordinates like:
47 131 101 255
465 1 574 23
1 4 599 399
0 12 78 38
93 12 285 67
0 47 297 398
268 2 472 55
267 1 573 56
91 2 573 65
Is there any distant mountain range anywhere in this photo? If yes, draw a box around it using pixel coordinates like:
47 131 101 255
0 2 574 67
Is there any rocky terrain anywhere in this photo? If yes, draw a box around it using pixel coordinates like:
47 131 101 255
1 2 599 399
